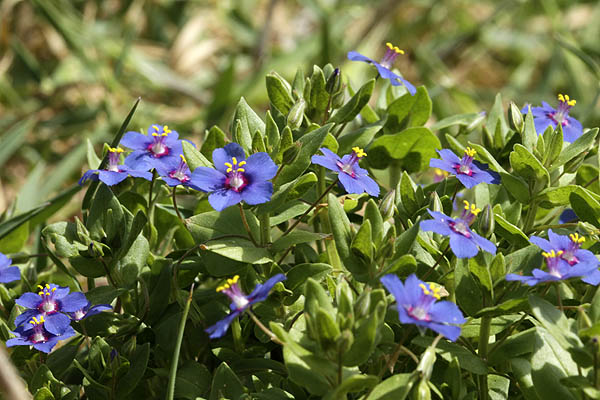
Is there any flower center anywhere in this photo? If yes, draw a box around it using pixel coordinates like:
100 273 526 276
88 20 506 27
543 250 564 277
42 300 57 313
449 220 471 238
169 155 191 183
454 147 476 176
107 147 124 172
336 147 366 178
550 94 576 127
224 157 248 192
147 125 172 158
29 316 48 343
217 275 250 310
380 42 405 69
406 305 430 321
73 310 86 321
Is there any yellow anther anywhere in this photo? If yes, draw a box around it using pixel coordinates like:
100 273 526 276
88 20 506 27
163 125 172 134
152 132 159 137
37 285 44 290
238 161 247 167
52 288 56 292
463 200 481 216
30 316 45 325
542 250 564 258
558 94 576 107
108 147 124 153
38 292 43 296
385 42 405 54
464 147 477 157
569 233 585 244
152 125 160 131
216 275 240 293
419 283 441 300
45 284 50 289
352 147 367 158
232 157 238 165
180 155 187 164
434 168 449 178
225 158 245 173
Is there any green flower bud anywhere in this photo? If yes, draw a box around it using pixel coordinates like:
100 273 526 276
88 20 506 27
287 99 306 130
416 347 436 380
326 68 341 94
331 90 345 109
477 204 495 238
413 379 431 400
337 329 354 353
429 192 443 213
380 189 396 220
508 101 524 133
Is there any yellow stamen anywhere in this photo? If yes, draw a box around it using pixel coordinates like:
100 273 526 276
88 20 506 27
224 157 246 173
569 233 585 244
352 147 367 158
37 285 44 290
216 275 240 293
419 283 441 300
542 250 564 258
464 147 477 157
163 125 172 134
558 94 576 107
434 168 449 178
463 200 481 216
385 42 405 55
108 147 124 153
152 125 160 131
30 316 45 325
180 154 187 164
238 161 247 167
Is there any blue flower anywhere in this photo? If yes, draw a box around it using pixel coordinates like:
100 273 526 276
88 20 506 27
121 124 183 169
79 147 153 186
206 274 286 339
14 284 88 335
311 147 380 196
506 231 600 286
559 209 578 224
6 315 76 353
190 143 277 211
420 201 496 258
348 43 416 95
522 94 583 142
429 147 498 189
0 253 20 283
68 300 112 321
380 274 465 341
155 155 195 187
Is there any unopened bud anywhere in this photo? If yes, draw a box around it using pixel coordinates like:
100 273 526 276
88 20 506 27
326 68 342 94
477 204 495 238
287 99 306 129
414 379 431 400
337 329 354 353
508 102 524 133
429 192 443 213
416 347 436 380
380 190 396 220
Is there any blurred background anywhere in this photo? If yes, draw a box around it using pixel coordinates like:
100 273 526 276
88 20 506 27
1 0 599 217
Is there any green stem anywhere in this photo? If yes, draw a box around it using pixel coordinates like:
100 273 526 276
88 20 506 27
283 179 337 236
247 309 283 345
148 170 158 223
172 186 185 224
166 284 195 400
259 213 271 246
238 204 259 247
525 222 578 235
523 201 538 233
478 309 492 400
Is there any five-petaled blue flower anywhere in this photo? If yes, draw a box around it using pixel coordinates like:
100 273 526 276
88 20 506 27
68 300 112 322
206 274 286 339
79 147 152 186
381 274 465 341
155 155 196 187
14 284 88 335
506 231 600 286
0 253 20 283
420 201 497 258
121 124 183 169
348 42 416 95
429 147 498 189
522 94 583 142
6 315 76 353
311 146 380 196
190 143 277 211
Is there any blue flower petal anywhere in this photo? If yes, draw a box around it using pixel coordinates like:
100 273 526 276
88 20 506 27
14 309 37 328
121 131 150 150
529 235 553 253
429 158 456 174
208 189 242 211
190 167 226 192
559 209 578 224
582 269 600 286
533 117 554 136
213 143 246 174
60 292 89 313
449 234 479 258
420 219 452 236
205 311 241 339
429 301 466 325
97 171 129 186
241 181 273 205
247 274 286 305
0 266 20 283
16 293 41 309
437 149 462 164
44 313 72 335
347 51 376 64
356 174 380 197
471 232 496 255
311 154 340 172
338 172 369 195
245 152 278 181
563 117 583 143
427 322 462 342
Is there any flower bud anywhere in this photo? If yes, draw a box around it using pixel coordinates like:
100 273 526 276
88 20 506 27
414 379 431 400
326 68 342 95
429 192 443 213
287 99 306 130
416 347 436 380
508 102 524 133
477 204 495 238
380 189 396 220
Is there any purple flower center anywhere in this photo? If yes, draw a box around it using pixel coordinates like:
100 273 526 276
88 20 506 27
28 317 48 344
562 233 584 266
336 147 366 178
37 284 59 315
217 276 249 310
454 148 477 177
547 94 576 127
406 305 430 321
224 157 248 192
380 42 404 69
147 125 173 158
449 220 471 238
73 309 86 321
169 156 191 183
107 148 124 172
543 250 564 277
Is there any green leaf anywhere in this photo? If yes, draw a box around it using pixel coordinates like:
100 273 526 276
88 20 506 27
115 233 149 286
201 126 226 162
521 110 537 151
337 119 385 155
366 373 416 400
343 304 382 366
183 140 212 171
271 231 329 253
412 336 488 374
364 199 384 246
209 362 245 400
570 187 600 228
537 185 578 208
309 65 328 115
509 144 550 187
305 277 334 317
384 86 432 132
186 207 260 243
500 172 529 203
174 361 212 399
33 387 55 400
485 93 507 143
204 238 272 264
351 219 373 261
86 184 124 242
315 308 340 347
266 72 294 114
399 171 419 215
116 343 150 398
455 258 483 316
277 124 332 184
86 138 101 168
0 220 28 253
430 113 484 131
467 142 506 173
0 117 36 168
368 127 441 172
233 97 265 151
286 263 332 290
327 375 379 399
329 79 375 124
494 211 529 247
553 128 597 169
529 295 583 350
